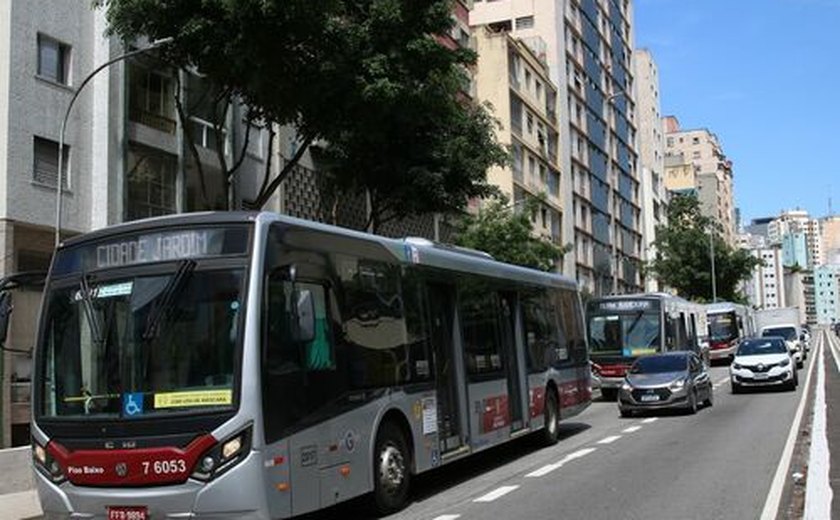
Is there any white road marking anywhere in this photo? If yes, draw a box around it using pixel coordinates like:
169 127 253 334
641 418 658 424
622 425 642 433
827 330 840 373
716 376 731 385
597 435 622 444
525 448 597 478
805 331 833 518
760 331 820 520
473 485 519 503
432 515 461 520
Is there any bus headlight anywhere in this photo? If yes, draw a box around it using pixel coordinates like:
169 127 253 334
191 426 252 482
32 441 65 484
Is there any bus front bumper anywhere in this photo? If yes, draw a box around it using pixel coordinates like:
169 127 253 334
35 451 269 519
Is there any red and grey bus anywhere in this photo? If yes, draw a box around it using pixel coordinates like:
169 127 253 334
587 293 708 400
705 302 754 362
30 211 590 519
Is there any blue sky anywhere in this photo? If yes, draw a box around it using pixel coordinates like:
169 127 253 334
634 0 840 225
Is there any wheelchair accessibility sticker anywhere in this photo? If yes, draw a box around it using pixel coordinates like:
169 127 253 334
123 393 144 417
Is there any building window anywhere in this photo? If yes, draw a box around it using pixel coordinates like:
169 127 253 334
125 143 177 220
515 15 535 30
37 34 70 85
33 136 69 188
128 63 176 134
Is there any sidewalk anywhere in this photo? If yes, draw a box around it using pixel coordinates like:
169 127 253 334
0 489 42 519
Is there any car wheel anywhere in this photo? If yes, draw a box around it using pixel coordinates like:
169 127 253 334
601 388 618 401
542 389 560 446
731 383 741 395
372 421 411 515
687 389 698 415
797 360 804 369
619 407 633 418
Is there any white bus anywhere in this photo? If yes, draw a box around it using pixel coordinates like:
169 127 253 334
30 211 590 519
705 302 754 362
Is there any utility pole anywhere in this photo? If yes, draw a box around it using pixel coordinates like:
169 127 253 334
710 228 717 303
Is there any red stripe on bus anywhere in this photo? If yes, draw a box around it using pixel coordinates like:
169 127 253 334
47 434 216 486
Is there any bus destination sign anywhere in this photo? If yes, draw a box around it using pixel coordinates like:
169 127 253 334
597 300 655 312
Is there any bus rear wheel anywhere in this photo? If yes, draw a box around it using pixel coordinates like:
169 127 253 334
372 421 411 515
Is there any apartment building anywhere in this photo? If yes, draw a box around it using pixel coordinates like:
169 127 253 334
821 215 840 264
815 264 840 325
474 28 563 248
782 231 809 268
744 247 785 310
0 2 270 447
768 209 822 267
471 0 642 295
663 116 735 244
633 48 666 291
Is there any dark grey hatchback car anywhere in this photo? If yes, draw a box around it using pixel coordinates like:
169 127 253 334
618 352 713 417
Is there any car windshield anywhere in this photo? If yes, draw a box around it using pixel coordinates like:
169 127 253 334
38 267 245 419
738 339 787 356
588 311 661 357
630 355 687 374
762 327 796 341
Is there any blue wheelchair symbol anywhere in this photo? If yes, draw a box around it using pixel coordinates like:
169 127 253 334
123 393 144 417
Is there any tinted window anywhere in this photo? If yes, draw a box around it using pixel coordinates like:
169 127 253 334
460 280 504 377
522 290 560 372
556 290 587 366
762 327 796 341
737 339 787 356
630 355 688 374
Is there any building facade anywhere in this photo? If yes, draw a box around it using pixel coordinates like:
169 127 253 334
662 116 735 244
821 215 840 264
471 0 642 295
782 232 809 268
744 247 785 310
633 48 666 292
0 1 271 447
815 264 840 325
768 210 822 268
473 28 563 247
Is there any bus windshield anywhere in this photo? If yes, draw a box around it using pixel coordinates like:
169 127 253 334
37 267 245 419
708 312 737 342
588 311 661 357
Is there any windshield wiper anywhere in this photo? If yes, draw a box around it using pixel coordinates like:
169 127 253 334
79 273 105 347
142 259 197 340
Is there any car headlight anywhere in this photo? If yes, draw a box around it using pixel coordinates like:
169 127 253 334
779 358 790 367
621 381 632 391
670 379 686 390
732 362 742 370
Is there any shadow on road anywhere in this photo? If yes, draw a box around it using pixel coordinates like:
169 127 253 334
296 422 592 520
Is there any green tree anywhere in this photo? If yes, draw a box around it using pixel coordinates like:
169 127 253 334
454 195 571 272
99 0 507 227
646 194 759 302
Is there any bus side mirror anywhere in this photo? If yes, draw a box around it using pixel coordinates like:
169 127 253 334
292 289 315 344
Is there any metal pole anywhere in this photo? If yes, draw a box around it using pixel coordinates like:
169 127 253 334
55 37 173 247
710 228 717 303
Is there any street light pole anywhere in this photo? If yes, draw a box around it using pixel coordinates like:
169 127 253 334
710 227 717 303
55 37 174 247
606 90 628 294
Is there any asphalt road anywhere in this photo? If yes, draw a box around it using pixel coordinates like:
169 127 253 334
304 353 810 520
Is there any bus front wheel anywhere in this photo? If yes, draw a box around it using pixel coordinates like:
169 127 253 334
542 389 560 445
373 421 411 515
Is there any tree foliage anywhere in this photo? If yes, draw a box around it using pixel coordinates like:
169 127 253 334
454 195 570 272
99 0 507 225
646 194 759 302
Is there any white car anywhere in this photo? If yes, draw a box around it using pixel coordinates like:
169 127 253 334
760 326 804 368
731 337 798 393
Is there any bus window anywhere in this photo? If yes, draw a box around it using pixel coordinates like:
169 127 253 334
557 291 587 366
522 290 558 372
459 280 504 377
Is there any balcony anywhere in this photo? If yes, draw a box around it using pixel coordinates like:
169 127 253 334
130 107 176 134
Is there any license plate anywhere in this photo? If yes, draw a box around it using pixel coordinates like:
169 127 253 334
640 394 660 402
107 506 148 520
753 373 768 380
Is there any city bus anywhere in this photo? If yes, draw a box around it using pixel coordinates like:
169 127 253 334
30 211 590 519
705 301 754 363
586 293 707 400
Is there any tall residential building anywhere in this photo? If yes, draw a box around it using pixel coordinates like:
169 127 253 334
815 265 840 325
663 152 698 196
744 216 774 241
471 0 642 295
821 215 840 264
473 28 563 248
768 209 822 267
0 2 270 447
784 269 815 326
782 232 809 268
633 48 666 292
663 116 735 244
744 247 785 310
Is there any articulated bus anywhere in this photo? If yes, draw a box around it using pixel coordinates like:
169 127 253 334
30 211 590 519
586 293 707 399
705 302 754 362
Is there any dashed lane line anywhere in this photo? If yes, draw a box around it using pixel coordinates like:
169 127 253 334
432 515 461 520
622 425 643 433
597 435 622 445
525 448 598 478
641 418 658 424
473 485 519 503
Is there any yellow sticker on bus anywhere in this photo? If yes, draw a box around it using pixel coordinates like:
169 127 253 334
154 389 232 408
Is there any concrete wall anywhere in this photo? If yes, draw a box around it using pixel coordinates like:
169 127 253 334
0 447 35 494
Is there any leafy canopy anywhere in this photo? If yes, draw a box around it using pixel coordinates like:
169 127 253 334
99 0 507 224
454 195 569 272
646 194 759 302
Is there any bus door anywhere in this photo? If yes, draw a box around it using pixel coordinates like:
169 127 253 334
426 282 464 453
499 292 525 431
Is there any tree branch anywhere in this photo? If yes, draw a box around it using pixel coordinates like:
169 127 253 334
249 133 315 209
174 71 209 208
